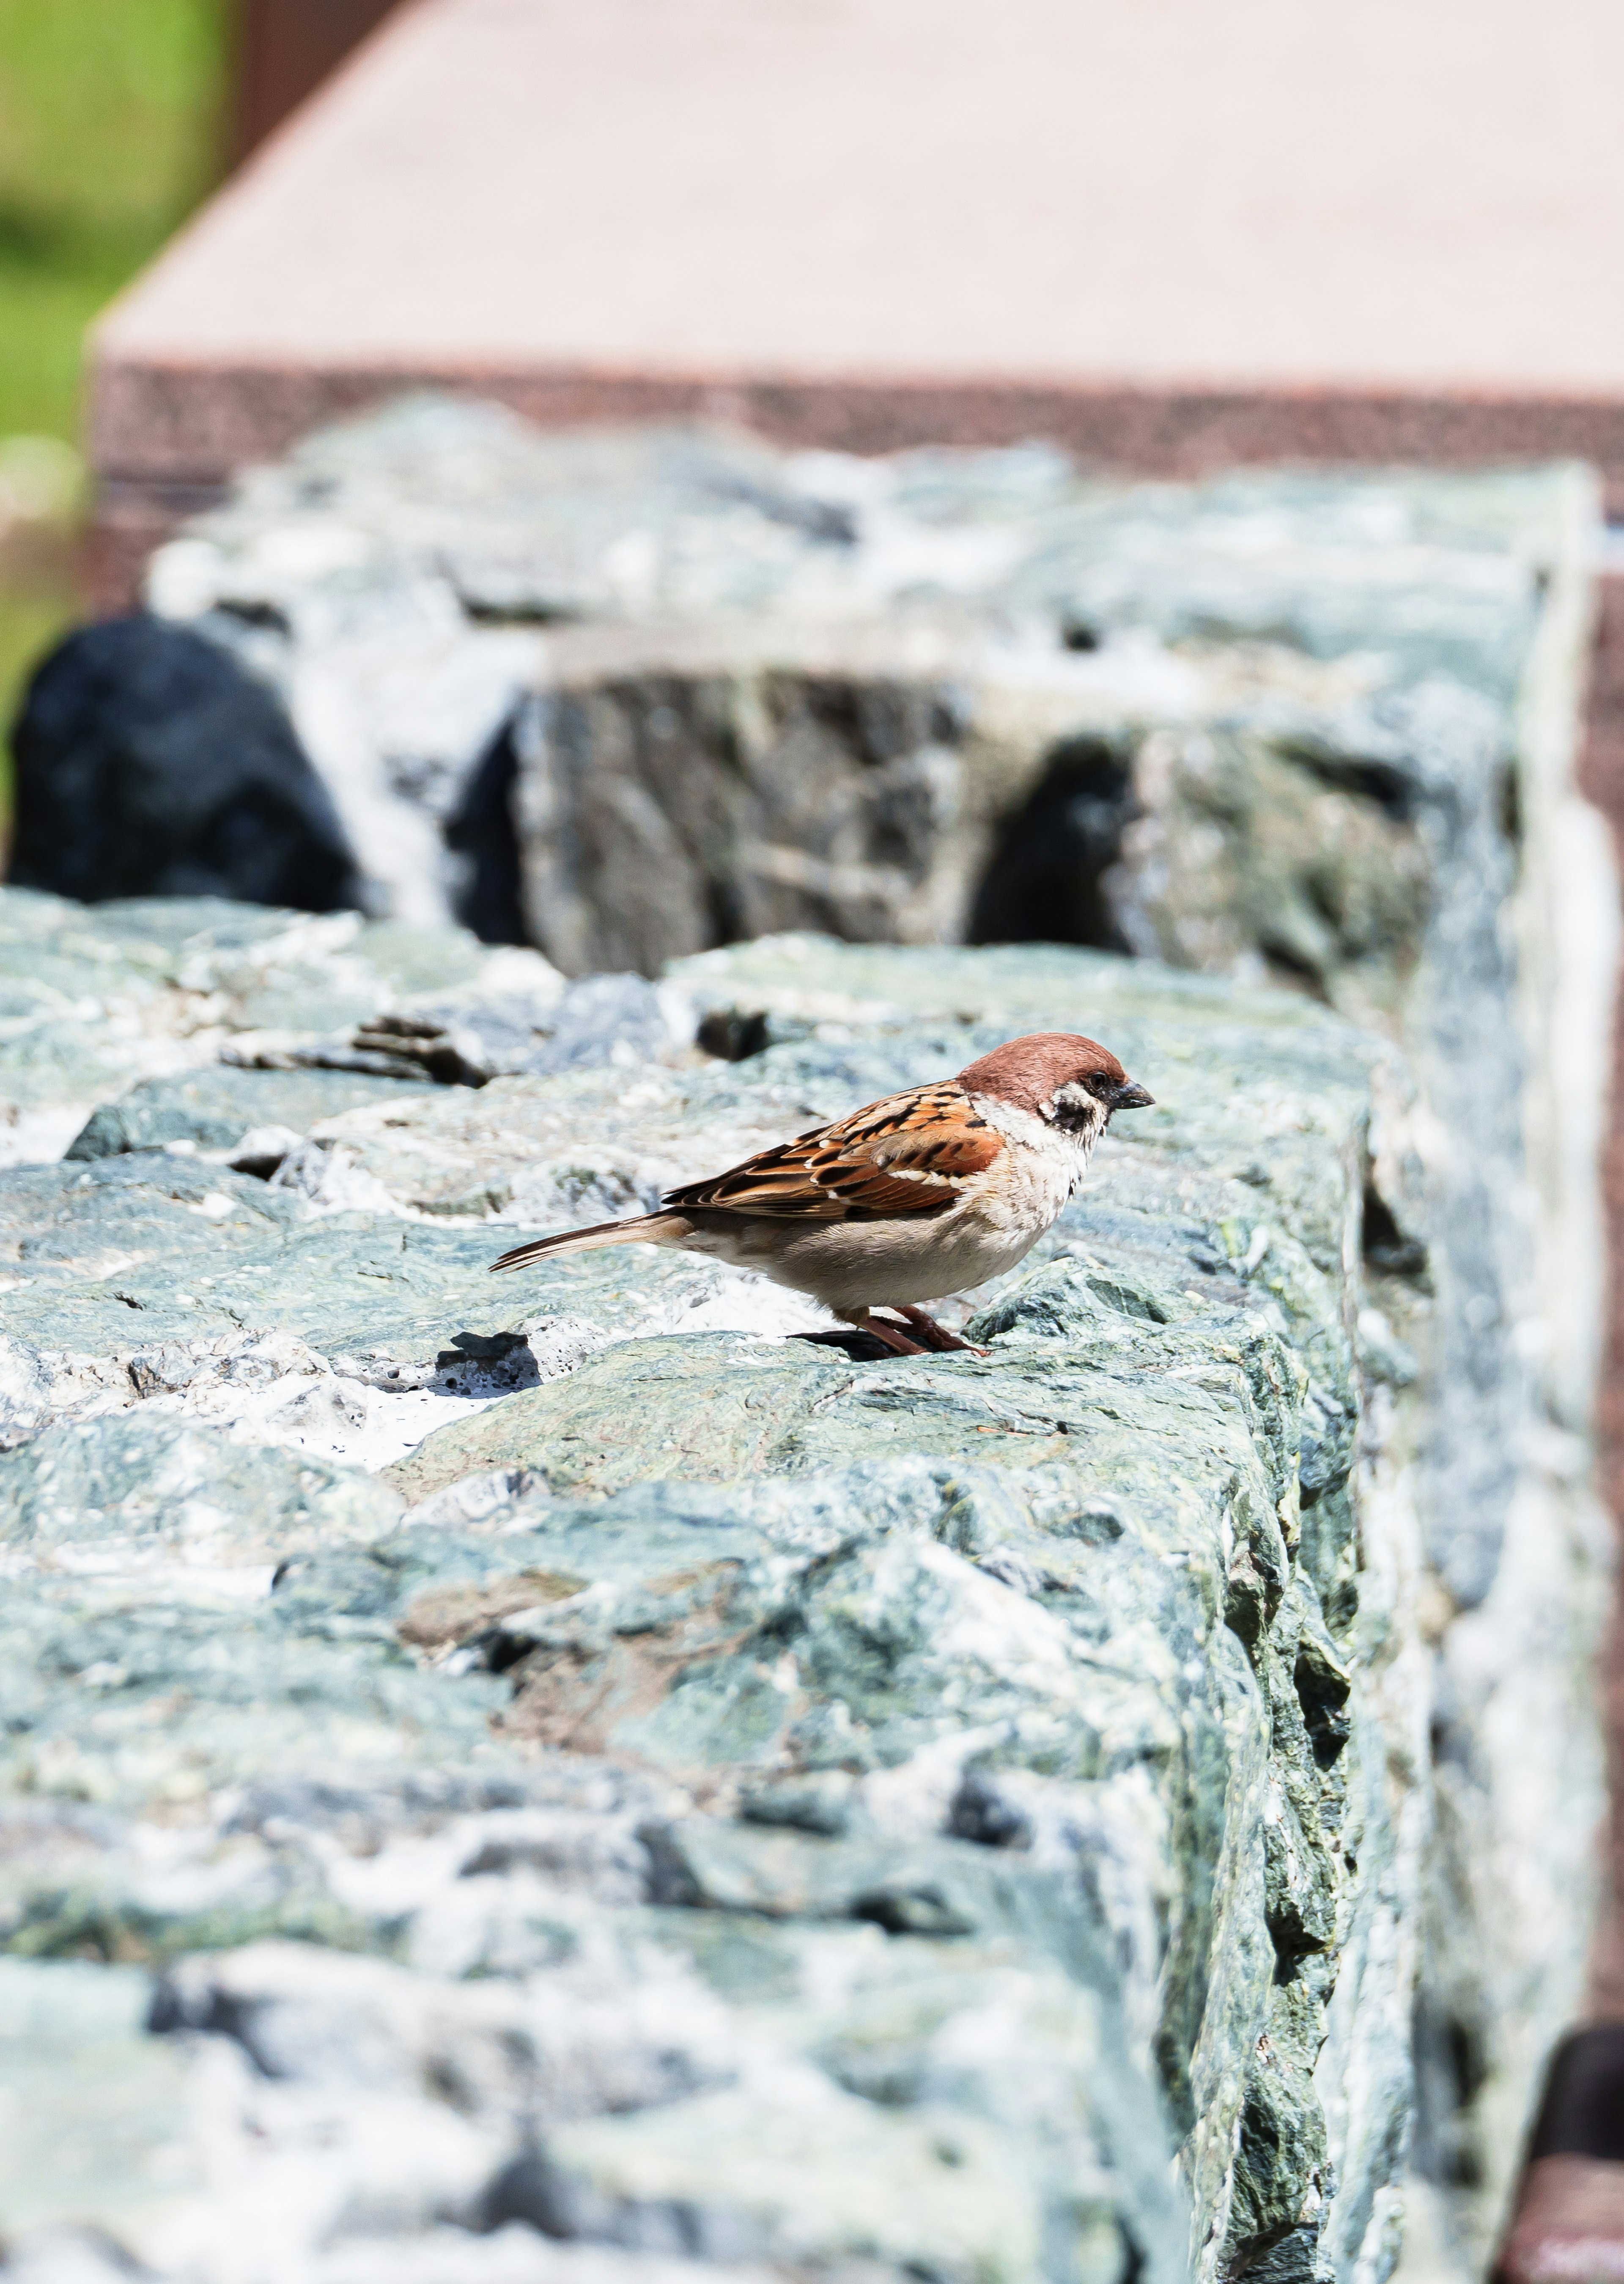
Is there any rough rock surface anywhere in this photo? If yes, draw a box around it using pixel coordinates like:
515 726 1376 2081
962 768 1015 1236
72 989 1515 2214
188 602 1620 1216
137 397 1597 996
0 889 655 1169
0 416 1613 2283
1 922 1420 2284
128 408 1618 2266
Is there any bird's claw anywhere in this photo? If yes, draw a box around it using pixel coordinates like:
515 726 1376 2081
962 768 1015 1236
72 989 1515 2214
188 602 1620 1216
889 1307 988 1356
854 1314 930 1357
794 1310 986 1362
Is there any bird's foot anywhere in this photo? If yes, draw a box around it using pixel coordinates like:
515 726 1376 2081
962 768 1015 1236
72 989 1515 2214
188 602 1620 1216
793 1310 978 1362
889 1306 988 1357
850 1313 929 1357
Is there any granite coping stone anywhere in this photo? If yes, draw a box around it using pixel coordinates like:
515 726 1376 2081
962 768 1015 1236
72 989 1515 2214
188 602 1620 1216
0 930 1406 2283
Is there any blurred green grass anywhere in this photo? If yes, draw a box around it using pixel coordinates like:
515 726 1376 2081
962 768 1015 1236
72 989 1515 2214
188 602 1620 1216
0 0 228 823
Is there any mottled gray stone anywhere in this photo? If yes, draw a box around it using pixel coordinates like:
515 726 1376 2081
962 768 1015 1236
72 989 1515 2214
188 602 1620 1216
0 938 1412 2284
137 399 1575 964
221 965 689 1094
0 421 1609 2284
63 1064 418 1162
0 888 546 1168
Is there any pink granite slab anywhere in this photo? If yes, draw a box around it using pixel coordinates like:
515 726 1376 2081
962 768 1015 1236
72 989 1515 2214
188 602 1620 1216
88 0 1624 516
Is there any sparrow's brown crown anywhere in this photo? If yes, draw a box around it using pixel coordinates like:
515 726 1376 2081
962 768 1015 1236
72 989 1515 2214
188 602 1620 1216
957 1032 1153 1118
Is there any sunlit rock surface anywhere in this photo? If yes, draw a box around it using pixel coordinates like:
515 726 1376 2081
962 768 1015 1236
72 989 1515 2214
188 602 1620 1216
0 428 1612 2283
2 927 1419 2284
0 891 564 1169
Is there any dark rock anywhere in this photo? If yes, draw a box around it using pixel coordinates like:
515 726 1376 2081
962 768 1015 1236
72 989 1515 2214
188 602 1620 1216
968 732 1138 950
444 717 527 945
8 616 362 913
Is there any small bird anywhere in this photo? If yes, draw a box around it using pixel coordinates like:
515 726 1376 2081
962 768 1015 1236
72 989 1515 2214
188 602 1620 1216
490 1032 1154 1356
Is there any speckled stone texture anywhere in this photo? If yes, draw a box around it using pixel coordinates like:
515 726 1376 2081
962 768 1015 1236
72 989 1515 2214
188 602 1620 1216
130 400 1597 966
0 935 1411 2284
0 425 1612 2284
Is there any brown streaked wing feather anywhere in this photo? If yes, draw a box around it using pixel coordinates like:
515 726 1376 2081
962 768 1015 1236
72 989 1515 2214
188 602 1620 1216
661 1083 1004 1221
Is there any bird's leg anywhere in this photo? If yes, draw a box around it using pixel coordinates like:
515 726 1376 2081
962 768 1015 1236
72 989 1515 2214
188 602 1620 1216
888 1305 989 1357
841 1308 927 1357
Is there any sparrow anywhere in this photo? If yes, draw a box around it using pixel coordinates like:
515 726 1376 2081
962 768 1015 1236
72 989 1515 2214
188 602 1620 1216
490 1032 1154 1356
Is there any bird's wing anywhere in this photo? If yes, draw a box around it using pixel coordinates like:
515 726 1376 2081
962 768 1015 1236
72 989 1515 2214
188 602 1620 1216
662 1083 1005 1221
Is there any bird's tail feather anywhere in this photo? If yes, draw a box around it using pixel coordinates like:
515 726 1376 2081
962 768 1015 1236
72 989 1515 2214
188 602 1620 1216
489 1211 691 1275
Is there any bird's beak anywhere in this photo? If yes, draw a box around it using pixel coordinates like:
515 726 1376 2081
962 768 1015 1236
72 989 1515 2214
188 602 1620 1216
1113 1080 1155 1110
